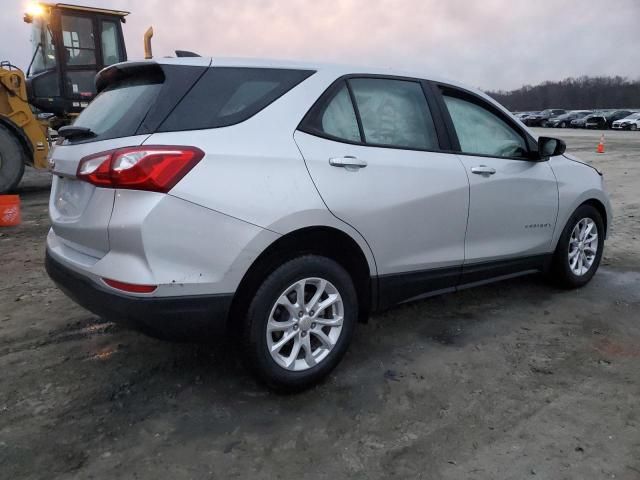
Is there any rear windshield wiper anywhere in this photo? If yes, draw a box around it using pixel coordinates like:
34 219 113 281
57 126 96 140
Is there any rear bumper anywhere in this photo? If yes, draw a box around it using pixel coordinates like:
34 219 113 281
45 251 233 341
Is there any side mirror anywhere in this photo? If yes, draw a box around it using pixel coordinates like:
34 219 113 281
538 136 566 159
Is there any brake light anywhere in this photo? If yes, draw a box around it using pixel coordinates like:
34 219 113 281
103 278 157 293
77 146 204 193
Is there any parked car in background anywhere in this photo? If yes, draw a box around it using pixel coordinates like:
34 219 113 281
611 112 640 131
572 112 603 128
524 109 566 127
547 110 592 128
518 111 540 123
586 110 633 129
514 111 535 121
45 57 611 390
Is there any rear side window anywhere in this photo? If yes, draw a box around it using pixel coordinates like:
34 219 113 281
158 67 314 132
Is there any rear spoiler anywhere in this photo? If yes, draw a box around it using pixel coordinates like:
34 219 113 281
95 62 164 93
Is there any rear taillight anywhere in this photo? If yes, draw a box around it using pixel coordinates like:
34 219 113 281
77 146 204 193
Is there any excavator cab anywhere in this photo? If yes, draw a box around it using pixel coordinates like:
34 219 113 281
24 2 128 119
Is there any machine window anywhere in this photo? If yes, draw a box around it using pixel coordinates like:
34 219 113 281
61 15 96 66
101 21 122 66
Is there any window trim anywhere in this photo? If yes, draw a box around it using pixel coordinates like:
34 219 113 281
345 80 366 142
433 82 541 162
297 73 453 154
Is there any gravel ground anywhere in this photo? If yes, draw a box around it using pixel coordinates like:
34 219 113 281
0 128 639 480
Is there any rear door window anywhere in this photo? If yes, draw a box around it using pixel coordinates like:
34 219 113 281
158 67 314 132
349 78 438 150
299 82 361 142
299 77 440 150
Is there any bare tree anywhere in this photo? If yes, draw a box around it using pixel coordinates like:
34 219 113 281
486 76 640 111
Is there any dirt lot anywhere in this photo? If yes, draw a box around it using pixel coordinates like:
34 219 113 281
1 128 639 480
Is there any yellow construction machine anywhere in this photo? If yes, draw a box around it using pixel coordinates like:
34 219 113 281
0 2 130 193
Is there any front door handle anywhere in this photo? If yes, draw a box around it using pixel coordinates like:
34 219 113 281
471 165 496 176
329 156 367 170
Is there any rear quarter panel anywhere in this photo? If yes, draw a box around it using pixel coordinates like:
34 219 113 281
144 69 378 276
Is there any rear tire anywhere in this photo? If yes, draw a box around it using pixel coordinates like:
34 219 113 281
549 204 604 289
242 255 357 392
0 125 26 194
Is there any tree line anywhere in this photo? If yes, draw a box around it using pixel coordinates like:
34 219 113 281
486 76 640 111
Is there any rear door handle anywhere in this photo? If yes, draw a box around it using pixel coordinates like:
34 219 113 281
470 165 496 176
329 156 367 170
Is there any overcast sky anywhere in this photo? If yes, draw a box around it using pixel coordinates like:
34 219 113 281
1 0 638 91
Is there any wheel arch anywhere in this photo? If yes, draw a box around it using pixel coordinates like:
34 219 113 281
229 226 375 329
580 198 608 237
553 196 610 252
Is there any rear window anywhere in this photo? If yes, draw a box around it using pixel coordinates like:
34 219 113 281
71 77 162 140
158 67 314 132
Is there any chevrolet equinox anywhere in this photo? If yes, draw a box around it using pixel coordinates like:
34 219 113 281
46 57 611 390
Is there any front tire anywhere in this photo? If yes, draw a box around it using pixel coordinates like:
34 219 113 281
242 255 357 392
550 204 604 288
0 125 26 194
631 124 638 131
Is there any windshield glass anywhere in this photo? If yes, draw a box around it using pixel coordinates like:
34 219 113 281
29 18 56 75
624 113 640 120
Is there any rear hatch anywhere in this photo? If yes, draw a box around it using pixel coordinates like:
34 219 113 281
49 60 210 259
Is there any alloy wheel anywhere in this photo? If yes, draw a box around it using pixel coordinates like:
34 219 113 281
568 218 598 276
266 277 344 371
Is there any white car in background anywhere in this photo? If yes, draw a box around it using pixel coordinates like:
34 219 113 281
612 112 640 131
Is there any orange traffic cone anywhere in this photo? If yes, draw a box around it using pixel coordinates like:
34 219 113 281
0 195 21 226
596 134 605 154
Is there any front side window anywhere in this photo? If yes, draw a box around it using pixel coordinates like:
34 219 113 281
349 78 438 150
61 15 96 66
442 93 528 159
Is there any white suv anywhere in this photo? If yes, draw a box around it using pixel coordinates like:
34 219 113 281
46 57 611 390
